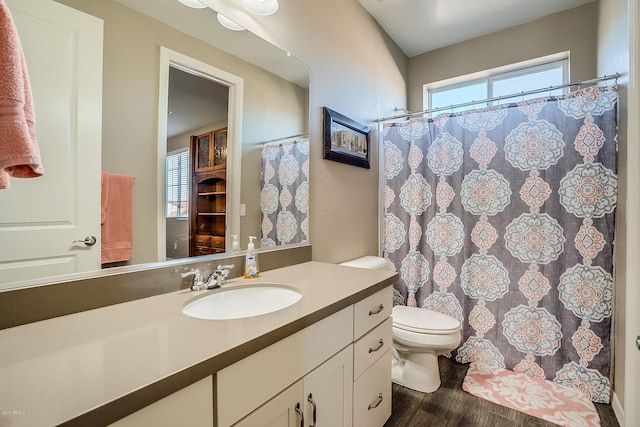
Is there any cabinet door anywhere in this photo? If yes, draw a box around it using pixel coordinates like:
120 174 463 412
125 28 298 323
234 381 304 427
212 128 227 168
109 376 213 427
303 345 353 427
195 132 214 172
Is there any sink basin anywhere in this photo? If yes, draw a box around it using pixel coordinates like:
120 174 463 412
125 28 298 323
182 284 302 320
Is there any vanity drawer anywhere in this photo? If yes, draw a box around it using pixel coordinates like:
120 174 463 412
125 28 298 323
353 349 392 427
353 316 392 380
195 234 211 246
210 236 225 249
353 286 392 340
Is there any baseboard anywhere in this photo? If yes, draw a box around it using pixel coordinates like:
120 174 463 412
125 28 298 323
612 391 624 426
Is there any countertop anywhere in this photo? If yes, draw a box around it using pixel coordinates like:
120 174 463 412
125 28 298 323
0 261 397 426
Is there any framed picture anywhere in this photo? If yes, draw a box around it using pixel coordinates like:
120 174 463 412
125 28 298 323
323 107 370 169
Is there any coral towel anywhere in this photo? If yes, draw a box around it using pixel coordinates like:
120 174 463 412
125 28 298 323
101 171 133 264
0 0 43 189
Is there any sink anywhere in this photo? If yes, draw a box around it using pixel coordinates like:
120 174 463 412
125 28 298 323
182 284 302 320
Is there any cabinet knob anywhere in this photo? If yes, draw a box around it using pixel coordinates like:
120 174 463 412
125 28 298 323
369 304 384 316
368 393 384 410
295 402 304 427
369 339 384 353
307 393 317 427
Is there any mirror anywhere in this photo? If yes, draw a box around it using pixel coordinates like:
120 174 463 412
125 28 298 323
0 0 309 289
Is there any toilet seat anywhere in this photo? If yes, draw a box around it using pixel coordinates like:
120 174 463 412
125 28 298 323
392 306 460 335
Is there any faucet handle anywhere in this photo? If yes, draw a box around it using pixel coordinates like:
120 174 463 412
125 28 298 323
216 264 234 276
181 269 205 290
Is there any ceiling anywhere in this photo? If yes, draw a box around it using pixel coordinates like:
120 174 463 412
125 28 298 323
358 0 594 57
168 67 229 139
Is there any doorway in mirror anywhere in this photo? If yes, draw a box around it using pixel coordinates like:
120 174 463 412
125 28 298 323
159 48 243 262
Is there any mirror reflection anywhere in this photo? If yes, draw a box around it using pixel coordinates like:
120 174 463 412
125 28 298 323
0 0 309 290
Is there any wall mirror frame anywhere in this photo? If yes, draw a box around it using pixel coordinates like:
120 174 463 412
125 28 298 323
0 0 309 291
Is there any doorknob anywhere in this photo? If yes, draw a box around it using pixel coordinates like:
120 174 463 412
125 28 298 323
72 236 97 246
636 335 640 350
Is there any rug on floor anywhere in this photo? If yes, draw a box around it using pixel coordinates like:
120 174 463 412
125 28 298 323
462 362 600 427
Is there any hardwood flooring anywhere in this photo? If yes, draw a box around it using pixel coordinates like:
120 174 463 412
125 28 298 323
383 357 620 427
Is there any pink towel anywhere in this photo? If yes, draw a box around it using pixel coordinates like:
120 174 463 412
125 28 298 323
0 0 43 189
101 171 133 264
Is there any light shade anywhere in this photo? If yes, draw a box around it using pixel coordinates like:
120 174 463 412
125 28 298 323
217 13 245 31
241 0 279 15
177 0 207 9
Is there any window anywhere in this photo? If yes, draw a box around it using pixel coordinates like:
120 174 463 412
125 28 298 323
166 149 189 218
425 56 568 113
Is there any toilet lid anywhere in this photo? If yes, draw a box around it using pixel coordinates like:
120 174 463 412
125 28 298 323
393 305 461 335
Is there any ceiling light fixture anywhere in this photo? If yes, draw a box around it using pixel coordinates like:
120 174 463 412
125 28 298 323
241 0 279 16
177 0 207 9
217 13 245 31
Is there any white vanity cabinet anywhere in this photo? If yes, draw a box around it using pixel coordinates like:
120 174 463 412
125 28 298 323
219 285 393 427
234 345 353 427
108 376 213 427
217 306 354 427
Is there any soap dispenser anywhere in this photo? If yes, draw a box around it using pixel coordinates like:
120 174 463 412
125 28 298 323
231 235 240 253
243 236 259 278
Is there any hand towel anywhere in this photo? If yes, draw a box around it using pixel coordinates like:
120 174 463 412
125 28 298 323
0 0 43 189
101 171 133 264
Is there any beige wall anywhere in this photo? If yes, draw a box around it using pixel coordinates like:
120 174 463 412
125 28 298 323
209 0 408 263
407 4 597 112
597 0 629 407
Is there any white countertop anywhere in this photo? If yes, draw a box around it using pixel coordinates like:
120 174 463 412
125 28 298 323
0 261 397 426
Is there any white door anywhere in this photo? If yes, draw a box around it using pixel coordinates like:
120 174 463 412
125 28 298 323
0 0 103 288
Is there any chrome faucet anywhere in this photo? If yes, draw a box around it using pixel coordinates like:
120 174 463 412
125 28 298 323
211 264 234 287
181 265 234 291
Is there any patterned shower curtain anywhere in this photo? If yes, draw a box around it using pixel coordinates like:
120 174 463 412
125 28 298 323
260 138 309 247
382 86 618 403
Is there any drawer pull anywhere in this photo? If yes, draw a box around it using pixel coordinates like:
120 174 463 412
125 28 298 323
368 339 384 353
368 393 384 410
369 304 384 316
295 402 304 427
307 393 317 426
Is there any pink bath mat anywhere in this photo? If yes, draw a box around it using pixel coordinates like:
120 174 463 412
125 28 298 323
462 363 600 426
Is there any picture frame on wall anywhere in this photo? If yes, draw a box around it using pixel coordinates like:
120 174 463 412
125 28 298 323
322 107 371 169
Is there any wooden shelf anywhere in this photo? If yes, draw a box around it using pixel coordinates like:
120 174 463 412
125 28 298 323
190 127 228 257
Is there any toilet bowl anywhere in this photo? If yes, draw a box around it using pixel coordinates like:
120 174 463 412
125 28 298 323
391 305 461 392
340 256 462 393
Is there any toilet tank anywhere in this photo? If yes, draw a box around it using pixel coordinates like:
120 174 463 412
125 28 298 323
339 256 387 270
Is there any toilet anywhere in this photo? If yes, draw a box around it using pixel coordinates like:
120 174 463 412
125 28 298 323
340 256 462 393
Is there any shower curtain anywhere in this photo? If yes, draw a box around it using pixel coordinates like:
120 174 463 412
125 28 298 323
260 138 309 247
382 86 618 403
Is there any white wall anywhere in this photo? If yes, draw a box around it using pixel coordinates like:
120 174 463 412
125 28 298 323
597 0 631 418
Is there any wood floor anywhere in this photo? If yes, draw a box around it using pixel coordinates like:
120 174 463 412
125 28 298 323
384 357 620 427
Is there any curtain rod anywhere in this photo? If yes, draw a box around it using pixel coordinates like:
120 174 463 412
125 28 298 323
375 73 620 123
252 132 309 145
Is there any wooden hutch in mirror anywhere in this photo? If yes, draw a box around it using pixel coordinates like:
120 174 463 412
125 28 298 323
190 127 227 256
